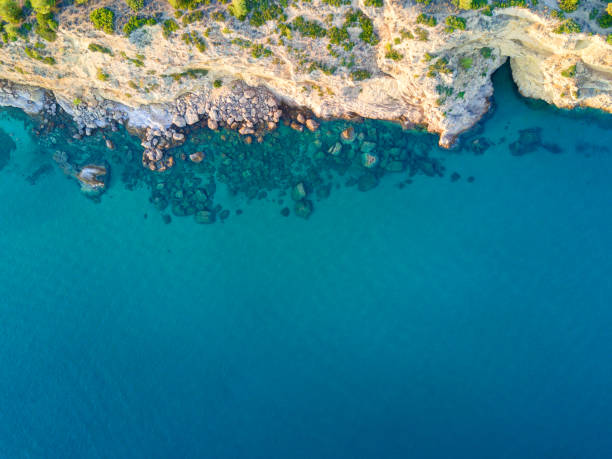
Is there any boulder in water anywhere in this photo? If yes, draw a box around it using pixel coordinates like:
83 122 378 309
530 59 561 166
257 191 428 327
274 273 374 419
294 199 313 219
77 164 108 194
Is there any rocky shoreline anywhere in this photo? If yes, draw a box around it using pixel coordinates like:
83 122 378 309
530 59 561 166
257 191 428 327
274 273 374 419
1 77 339 174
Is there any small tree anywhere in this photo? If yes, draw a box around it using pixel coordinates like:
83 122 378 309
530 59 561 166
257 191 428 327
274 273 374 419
30 0 56 15
607 3 612 15
229 0 248 20
0 0 22 24
126 0 144 12
558 0 579 13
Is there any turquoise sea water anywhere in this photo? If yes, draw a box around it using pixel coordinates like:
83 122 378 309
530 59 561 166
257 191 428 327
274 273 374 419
1 66 611 458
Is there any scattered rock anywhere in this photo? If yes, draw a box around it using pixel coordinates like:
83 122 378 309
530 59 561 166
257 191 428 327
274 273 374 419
361 152 378 168
341 126 355 143
294 199 313 219
207 119 218 130
305 119 319 132
328 142 342 156
360 141 376 154
77 164 108 194
194 210 215 224
189 151 204 163
509 128 542 156
357 173 378 192
291 182 307 201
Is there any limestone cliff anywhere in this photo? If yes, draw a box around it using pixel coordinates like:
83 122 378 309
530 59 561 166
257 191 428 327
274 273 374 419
0 0 610 147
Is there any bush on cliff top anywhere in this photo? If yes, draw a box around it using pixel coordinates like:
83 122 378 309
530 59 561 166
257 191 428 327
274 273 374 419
558 0 579 13
453 0 487 9
444 15 466 32
228 0 248 20
126 0 144 12
30 0 56 15
416 13 437 27
0 0 23 24
597 12 612 28
123 15 157 36
90 7 115 34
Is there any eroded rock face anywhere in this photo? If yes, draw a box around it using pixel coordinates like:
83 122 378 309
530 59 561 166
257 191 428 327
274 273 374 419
0 2 609 147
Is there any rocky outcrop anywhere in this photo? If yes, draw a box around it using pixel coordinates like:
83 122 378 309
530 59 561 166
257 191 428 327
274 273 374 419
0 1 610 149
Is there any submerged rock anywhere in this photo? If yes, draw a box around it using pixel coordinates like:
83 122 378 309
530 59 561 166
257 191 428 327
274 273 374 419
0 128 16 172
509 128 542 156
294 199 313 219
357 174 378 192
77 164 108 194
341 127 355 143
189 151 205 163
361 152 378 169
291 182 307 201
328 142 342 156
194 210 215 224
305 119 319 132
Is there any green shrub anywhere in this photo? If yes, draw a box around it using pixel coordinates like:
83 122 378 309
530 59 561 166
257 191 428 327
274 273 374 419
211 11 226 21
123 16 156 36
427 57 451 77
445 15 466 32
414 27 428 41
558 0 578 13
384 43 403 61
554 18 581 33
88 42 112 54
607 33 612 43
96 68 109 81
181 10 203 24
251 43 271 58
90 8 115 34
73 98 82 106
0 0 22 24
162 19 179 38
168 0 204 8
126 0 144 12
213 79 223 88
30 0 56 15
35 12 58 41
492 0 527 6
416 14 437 27
453 0 487 9
364 0 383 6
249 0 283 27
350 69 372 80
322 0 351 5
291 16 327 38
344 9 379 45
459 57 473 69
480 47 493 58
24 46 55 64
561 64 576 77
551 9 565 19
228 0 248 20
598 12 612 28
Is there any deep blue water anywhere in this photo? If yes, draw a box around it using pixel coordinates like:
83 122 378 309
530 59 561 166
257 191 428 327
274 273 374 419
1 66 611 458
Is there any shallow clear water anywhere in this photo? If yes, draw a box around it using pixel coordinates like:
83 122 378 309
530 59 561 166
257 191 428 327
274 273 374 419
1 66 611 458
